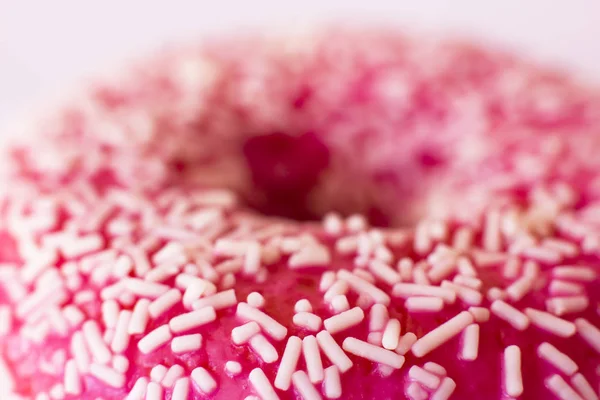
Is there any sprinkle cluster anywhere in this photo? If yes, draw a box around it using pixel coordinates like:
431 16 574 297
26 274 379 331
1 29 600 400
0 176 599 399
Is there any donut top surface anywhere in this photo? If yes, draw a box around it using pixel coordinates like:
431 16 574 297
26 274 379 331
0 29 600 400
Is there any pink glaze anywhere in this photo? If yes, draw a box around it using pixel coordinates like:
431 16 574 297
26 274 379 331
0 28 600 400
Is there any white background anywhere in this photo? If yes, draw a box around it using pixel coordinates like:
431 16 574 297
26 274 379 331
1 0 599 129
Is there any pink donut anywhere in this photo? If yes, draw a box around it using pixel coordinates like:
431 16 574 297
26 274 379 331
1 28 599 399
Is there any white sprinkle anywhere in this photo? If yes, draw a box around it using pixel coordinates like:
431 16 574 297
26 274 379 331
152 241 186 266
392 283 456 304
460 324 479 361
330 295 350 313
525 308 576 337
440 280 483 306
427 258 457 284
505 275 535 302
171 377 190 400
102 300 119 329
124 278 169 299
471 250 507 268
89 363 125 388
412 311 474 357
487 287 506 302
220 273 237 290
347 214 367 233
214 259 244 276
467 307 490 324
456 257 477 277
575 318 600 354
161 364 185 388
64 360 81 395
543 238 579 257
571 373 598 400
323 280 349 303
424 362 447 376
171 333 203 354
321 366 342 399
289 245 331 269
292 370 322 400
100 282 125 301
49 383 65 399
236 302 287 341
537 342 579 376
369 304 389 332
126 377 148 400
193 289 238 311
214 239 252 257
319 271 337 292
169 306 216 333
553 266 597 282
369 260 401 285
62 234 104 259
431 377 457 400
316 330 353 373
523 260 540 279
293 312 322 332
274 336 302 390
225 361 242 376
343 337 405 368
138 325 172 354
150 364 168 382
113 254 133 278
300 336 323 385
453 275 482 290
182 278 212 308
414 221 432 254
405 297 444 313
381 318 401 350
232 321 261 345
374 245 394 264
549 280 585 296
409 365 441 390
352 268 375 283
324 307 365 334
243 241 263 275
247 292 265 308
128 299 151 335
397 258 414 281
191 367 217 395
406 381 428 400
502 257 521 279
111 310 132 353
337 269 391 305
546 374 584 400
546 296 589 316
249 368 280 400
323 213 344 236
62 305 85 328
145 264 180 284
70 332 91 374
82 321 112 364
491 300 530 330
250 334 279 363
149 289 182 318
412 267 431 286
295 299 313 313
395 332 418 355
145 381 163 400
504 345 523 397
112 355 129 373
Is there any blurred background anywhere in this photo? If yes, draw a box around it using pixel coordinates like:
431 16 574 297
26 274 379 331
1 0 598 130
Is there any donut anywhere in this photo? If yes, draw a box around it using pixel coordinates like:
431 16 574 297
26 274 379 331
1 28 600 400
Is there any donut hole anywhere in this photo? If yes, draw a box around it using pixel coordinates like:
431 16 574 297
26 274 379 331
241 131 332 222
